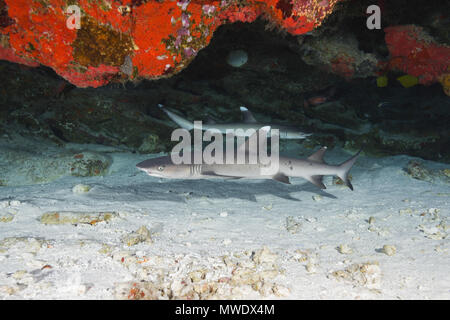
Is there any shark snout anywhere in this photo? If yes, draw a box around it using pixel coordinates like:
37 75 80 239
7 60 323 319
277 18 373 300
136 160 148 170
136 160 155 174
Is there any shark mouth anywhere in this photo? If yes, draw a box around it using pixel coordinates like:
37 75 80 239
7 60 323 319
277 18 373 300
136 166 163 177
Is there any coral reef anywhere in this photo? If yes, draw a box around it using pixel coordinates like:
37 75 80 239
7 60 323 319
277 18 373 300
300 33 379 79
0 140 112 186
383 25 450 94
0 0 341 88
0 0 449 162
0 1 447 91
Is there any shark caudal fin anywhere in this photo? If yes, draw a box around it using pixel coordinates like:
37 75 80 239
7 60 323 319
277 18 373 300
336 148 362 191
158 104 194 130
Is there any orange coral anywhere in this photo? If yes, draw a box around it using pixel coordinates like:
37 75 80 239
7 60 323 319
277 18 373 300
330 54 355 79
0 0 343 87
385 25 450 89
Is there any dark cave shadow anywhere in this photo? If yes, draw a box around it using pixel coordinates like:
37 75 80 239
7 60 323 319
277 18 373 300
86 177 338 203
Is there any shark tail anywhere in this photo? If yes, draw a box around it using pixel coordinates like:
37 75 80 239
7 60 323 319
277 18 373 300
336 148 362 191
158 104 194 130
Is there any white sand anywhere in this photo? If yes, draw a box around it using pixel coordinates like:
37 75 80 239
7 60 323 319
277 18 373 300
0 141 448 300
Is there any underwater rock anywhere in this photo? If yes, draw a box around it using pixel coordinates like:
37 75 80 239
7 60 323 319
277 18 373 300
251 246 278 265
69 151 111 177
304 101 363 129
0 145 112 186
331 261 381 289
138 134 163 154
405 160 450 184
72 184 91 194
0 199 19 222
383 25 450 94
122 226 153 247
333 174 352 187
405 160 434 182
442 169 450 178
381 245 396 256
285 216 302 234
336 244 353 254
417 216 448 240
398 208 414 215
292 248 319 273
0 212 13 222
341 127 447 163
113 247 287 300
226 49 248 68
0 237 48 254
0 0 342 87
39 211 118 225
1 4 449 162
300 32 379 80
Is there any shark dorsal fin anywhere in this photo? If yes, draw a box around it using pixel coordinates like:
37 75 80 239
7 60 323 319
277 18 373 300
240 106 257 123
236 126 271 155
305 175 326 189
157 104 194 130
272 173 290 184
307 147 327 163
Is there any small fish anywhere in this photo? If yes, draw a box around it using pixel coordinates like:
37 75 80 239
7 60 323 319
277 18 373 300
305 96 328 107
303 86 336 107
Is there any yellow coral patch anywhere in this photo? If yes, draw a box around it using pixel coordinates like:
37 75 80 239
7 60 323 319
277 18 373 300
397 74 418 88
376 75 388 87
439 73 450 96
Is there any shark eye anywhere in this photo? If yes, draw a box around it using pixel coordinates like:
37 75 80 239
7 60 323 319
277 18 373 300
157 165 165 171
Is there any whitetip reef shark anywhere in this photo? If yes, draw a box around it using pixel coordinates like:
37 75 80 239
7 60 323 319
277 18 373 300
136 127 360 190
157 104 312 139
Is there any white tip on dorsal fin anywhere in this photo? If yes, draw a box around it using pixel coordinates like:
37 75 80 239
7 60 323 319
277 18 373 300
158 104 164 108
239 106 257 123
307 146 327 163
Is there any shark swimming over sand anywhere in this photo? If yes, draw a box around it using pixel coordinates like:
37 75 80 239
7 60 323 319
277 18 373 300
158 104 312 139
136 127 360 190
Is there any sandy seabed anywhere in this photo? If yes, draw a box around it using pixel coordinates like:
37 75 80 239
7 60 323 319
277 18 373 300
0 141 449 300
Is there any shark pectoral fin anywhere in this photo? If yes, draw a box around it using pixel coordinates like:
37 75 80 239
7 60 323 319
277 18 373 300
272 173 290 184
306 175 326 189
307 147 327 163
239 106 257 123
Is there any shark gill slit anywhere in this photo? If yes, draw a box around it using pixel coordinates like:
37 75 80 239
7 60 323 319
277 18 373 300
190 164 202 176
